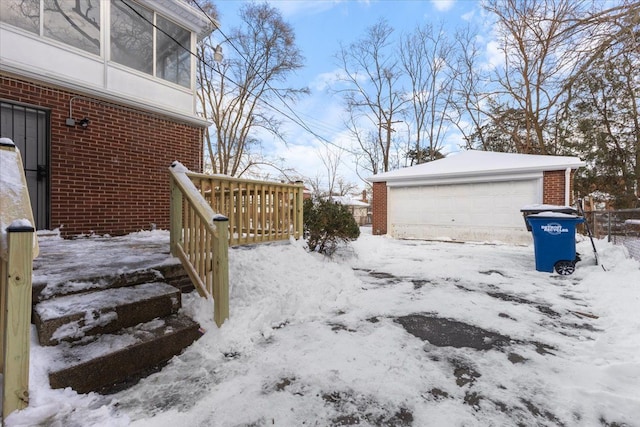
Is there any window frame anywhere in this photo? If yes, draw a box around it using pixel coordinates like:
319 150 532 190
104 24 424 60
0 0 194 90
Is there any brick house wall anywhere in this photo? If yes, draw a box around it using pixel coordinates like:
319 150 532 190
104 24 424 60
1 75 203 237
371 170 576 237
371 181 387 235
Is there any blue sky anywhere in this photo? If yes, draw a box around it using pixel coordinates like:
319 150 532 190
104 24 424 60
211 0 491 190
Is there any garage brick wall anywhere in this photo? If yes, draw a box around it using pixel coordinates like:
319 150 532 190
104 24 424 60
372 181 387 235
543 170 574 205
1 75 203 237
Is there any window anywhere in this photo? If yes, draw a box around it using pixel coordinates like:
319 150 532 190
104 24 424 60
111 0 191 87
110 0 153 75
43 0 100 55
156 15 191 88
1 0 99 55
1 0 193 88
0 0 40 34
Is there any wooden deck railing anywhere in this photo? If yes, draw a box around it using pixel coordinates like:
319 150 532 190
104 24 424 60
185 172 304 247
168 162 304 326
169 162 229 327
1 140 38 420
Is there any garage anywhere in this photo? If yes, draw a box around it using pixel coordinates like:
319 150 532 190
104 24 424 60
369 151 585 244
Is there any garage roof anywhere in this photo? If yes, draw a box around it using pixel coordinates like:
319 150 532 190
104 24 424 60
369 150 584 186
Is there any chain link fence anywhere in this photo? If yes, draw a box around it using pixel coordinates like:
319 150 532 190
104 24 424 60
583 209 640 261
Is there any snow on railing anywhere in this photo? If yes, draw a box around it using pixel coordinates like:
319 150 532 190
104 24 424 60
169 161 229 327
0 138 36 419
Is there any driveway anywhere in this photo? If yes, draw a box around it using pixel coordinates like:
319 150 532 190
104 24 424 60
11 229 640 427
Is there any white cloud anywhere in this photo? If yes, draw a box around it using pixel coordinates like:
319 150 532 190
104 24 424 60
267 0 345 18
461 10 475 21
430 0 455 12
485 39 503 70
309 68 345 92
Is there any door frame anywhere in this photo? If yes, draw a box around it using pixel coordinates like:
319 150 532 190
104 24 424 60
0 98 51 230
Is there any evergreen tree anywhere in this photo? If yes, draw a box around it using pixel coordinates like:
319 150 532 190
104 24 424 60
562 50 639 208
303 198 360 255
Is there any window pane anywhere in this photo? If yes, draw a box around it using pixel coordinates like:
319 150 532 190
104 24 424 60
156 16 191 88
43 0 100 55
110 0 152 75
0 0 39 34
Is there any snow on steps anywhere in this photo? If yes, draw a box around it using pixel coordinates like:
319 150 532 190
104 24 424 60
47 314 202 394
34 282 182 346
32 263 194 303
31 263 202 394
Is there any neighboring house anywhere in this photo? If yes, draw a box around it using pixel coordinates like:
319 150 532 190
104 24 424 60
0 0 215 236
369 150 585 245
331 194 370 226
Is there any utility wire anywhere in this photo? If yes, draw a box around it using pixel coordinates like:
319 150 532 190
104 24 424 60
119 0 363 178
189 0 358 155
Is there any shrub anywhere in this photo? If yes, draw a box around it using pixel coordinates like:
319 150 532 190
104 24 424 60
303 197 360 255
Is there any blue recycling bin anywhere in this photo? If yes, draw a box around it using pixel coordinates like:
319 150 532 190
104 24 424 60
526 213 584 275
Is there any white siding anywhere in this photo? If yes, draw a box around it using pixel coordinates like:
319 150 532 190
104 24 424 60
0 0 204 124
388 179 542 244
0 27 105 88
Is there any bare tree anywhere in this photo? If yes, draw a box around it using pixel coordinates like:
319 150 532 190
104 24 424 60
308 144 358 197
334 19 407 175
400 22 457 162
306 174 324 198
484 0 640 154
561 5 640 207
318 144 342 196
196 2 307 177
335 178 359 197
450 25 493 150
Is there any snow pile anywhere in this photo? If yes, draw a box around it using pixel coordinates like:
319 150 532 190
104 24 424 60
6 230 640 426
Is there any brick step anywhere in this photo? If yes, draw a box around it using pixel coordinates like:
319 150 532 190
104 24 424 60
48 314 203 394
33 282 181 346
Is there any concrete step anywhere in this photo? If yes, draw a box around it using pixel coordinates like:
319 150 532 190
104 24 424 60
33 282 181 346
152 264 195 293
33 264 194 303
48 314 203 394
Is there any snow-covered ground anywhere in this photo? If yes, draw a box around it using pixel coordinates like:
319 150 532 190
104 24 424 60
6 228 640 427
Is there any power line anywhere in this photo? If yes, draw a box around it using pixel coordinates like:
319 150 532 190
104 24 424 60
189 0 358 155
120 0 363 179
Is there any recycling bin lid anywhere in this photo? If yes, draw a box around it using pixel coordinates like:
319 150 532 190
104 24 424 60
520 204 578 214
526 211 582 219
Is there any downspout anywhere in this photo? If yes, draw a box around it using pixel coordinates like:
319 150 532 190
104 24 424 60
565 168 571 206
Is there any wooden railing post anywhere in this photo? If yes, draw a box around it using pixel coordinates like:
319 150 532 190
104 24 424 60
213 216 229 327
169 174 183 257
295 181 304 240
0 260 4 376
1 225 34 419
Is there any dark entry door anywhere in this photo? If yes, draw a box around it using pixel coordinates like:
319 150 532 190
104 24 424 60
0 101 50 230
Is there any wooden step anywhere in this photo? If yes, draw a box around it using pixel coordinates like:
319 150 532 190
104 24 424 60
48 314 203 394
33 282 181 346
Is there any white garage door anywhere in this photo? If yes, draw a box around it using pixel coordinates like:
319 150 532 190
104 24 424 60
388 179 541 244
